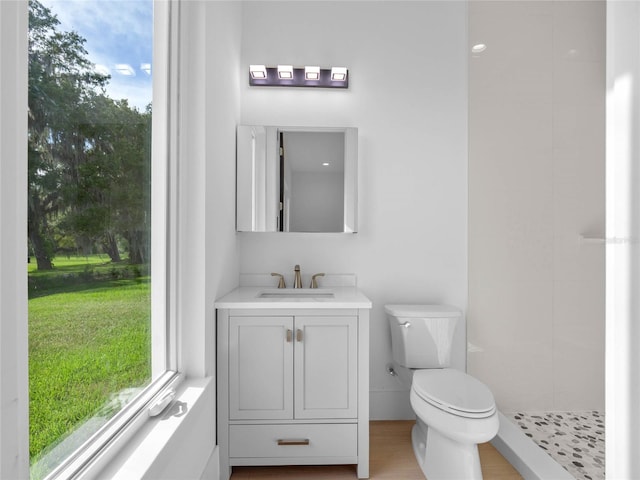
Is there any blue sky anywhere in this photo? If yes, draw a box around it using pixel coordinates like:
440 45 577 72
41 0 153 111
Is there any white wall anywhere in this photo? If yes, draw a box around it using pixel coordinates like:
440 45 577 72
202 0 243 375
161 1 242 477
176 0 242 388
238 1 468 419
0 1 29 477
468 1 605 413
606 1 640 476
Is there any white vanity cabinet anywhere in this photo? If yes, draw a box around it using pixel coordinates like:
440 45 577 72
215 287 371 480
229 315 357 421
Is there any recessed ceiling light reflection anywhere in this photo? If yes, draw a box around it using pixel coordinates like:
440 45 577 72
115 64 135 76
471 44 487 54
322 162 330 166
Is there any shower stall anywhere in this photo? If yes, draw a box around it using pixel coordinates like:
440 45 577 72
468 1 607 479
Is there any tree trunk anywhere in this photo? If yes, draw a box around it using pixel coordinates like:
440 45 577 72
126 230 148 265
102 232 121 263
28 187 54 270
29 227 53 270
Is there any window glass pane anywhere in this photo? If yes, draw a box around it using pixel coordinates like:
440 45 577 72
28 0 153 477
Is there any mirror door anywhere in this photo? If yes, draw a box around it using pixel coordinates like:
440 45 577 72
237 126 357 233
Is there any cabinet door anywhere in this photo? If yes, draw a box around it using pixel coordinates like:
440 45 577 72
294 316 358 419
229 316 294 419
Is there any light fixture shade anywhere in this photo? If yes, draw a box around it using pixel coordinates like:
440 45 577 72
277 65 294 79
331 67 348 81
305 66 320 80
249 64 267 79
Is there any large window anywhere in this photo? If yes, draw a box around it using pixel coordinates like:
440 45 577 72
27 1 175 478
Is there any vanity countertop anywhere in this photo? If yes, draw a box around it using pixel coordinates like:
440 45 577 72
214 286 372 310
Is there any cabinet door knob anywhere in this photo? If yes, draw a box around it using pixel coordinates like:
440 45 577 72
277 438 310 446
296 329 303 342
286 329 293 343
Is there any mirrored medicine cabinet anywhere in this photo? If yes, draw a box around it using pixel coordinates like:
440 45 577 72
236 125 358 233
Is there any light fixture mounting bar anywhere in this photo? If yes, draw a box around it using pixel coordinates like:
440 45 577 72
249 66 348 88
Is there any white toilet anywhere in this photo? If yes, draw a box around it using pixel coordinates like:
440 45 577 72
385 304 499 480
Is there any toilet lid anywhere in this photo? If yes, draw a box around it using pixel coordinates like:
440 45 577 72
412 369 496 418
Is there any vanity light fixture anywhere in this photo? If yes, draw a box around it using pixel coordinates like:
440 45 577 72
305 66 320 80
277 65 294 79
248 65 349 88
331 67 348 81
249 64 267 79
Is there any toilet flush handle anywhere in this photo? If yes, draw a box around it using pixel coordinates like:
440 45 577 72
399 321 411 328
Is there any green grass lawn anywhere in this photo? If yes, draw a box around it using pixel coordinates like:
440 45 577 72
29 255 151 464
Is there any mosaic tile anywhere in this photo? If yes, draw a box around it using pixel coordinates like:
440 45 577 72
505 411 604 480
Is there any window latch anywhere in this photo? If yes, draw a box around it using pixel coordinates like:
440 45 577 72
148 389 176 417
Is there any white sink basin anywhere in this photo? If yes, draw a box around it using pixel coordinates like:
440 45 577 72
257 289 335 299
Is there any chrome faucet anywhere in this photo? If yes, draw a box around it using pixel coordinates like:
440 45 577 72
294 265 303 289
310 273 325 289
271 272 286 288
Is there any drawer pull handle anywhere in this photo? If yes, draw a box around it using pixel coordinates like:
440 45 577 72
296 329 303 342
286 329 292 343
277 438 310 446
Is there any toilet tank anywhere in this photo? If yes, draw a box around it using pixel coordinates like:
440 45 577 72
385 304 461 368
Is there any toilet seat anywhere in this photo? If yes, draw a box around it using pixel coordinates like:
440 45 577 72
412 369 496 419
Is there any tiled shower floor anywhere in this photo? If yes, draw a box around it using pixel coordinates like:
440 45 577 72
505 411 604 480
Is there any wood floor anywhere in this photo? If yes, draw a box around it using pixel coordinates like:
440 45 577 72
230 420 523 479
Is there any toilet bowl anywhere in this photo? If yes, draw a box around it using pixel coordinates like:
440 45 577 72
385 305 499 480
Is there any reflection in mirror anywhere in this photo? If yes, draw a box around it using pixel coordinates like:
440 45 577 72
236 126 357 233
284 131 344 232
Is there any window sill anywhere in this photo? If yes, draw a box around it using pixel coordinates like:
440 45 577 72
90 377 216 479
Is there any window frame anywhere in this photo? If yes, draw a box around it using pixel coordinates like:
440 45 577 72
45 372 181 479
152 0 180 379
24 1 182 478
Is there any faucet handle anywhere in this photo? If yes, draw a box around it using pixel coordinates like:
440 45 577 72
271 272 286 289
309 273 325 289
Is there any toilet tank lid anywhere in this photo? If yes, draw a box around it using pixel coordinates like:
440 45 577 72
384 304 461 318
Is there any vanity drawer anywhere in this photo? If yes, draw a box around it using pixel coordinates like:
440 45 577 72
229 423 357 458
